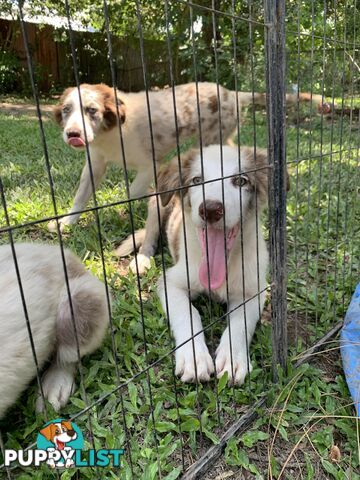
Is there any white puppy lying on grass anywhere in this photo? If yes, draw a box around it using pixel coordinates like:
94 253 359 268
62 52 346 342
0 243 108 418
155 145 276 384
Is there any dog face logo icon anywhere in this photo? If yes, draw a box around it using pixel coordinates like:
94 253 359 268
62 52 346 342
37 419 84 468
40 420 77 450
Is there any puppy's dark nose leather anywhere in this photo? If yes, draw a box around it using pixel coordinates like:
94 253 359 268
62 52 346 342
67 130 81 138
67 429 76 437
199 201 224 223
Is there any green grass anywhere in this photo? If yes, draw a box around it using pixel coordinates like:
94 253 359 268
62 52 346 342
0 99 359 479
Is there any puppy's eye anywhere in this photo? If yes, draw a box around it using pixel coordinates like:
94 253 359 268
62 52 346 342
86 107 97 115
192 176 202 185
232 175 248 187
62 105 71 114
55 429 60 434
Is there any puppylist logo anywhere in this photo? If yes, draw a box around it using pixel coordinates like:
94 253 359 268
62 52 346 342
4 419 124 469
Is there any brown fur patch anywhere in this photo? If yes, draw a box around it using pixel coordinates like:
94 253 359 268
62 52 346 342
172 126 186 139
172 226 180 262
93 84 126 129
56 277 106 348
53 105 63 125
157 150 197 206
242 147 269 206
156 133 163 142
208 118 218 131
242 147 290 203
208 95 219 114
169 204 182 262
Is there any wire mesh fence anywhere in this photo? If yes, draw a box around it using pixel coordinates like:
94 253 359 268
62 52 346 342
0 0 359 478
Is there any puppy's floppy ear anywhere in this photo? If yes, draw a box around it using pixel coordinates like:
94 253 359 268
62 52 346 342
40 424 55 441
157 161 181 207
242 147 269 205
98 84 126 129
244 147 290 204
157 150 196 207
53 104 63 125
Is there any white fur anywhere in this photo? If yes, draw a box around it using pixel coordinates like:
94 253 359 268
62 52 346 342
0 243 108 418
157 146 269 384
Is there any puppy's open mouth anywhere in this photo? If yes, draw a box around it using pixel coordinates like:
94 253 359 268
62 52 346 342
197 224 239 290
55 439 65 450
67 137 85 148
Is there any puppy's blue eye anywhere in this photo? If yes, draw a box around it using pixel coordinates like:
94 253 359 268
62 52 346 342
87 107 97 115
192 176 202 185
232 175 248 187
62 105 71 114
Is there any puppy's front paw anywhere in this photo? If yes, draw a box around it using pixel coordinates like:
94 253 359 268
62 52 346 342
175 344 214 383
47 219 65 233
129 254 151 275
48 215 75 233
215 340 252 385
36 366 75 413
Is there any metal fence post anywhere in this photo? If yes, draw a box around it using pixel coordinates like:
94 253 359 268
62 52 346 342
264 0 288 379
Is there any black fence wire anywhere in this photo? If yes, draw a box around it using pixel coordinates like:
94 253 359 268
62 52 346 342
0 0 359 478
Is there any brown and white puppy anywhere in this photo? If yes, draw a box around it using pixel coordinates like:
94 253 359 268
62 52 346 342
0 243 109 418
50 82 268 269
153 145 272 384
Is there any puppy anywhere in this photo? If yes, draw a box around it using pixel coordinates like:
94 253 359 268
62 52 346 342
49 82 266 241
153 145 273 384
0 243 108 418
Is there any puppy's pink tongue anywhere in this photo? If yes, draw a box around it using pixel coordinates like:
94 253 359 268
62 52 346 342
68 137 85 147
198 227 226 290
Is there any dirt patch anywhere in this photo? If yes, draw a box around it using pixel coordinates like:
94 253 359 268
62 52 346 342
0 102 54 119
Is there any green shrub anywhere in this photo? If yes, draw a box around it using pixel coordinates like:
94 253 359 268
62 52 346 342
0 50 22 93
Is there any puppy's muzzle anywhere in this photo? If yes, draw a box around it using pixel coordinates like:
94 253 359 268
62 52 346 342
65 129 85 147
66 130 81 139
199 201 224 224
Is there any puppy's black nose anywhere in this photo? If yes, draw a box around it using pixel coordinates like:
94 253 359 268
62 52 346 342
67 429 76 437
66 130 81 138
199 201 224 224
